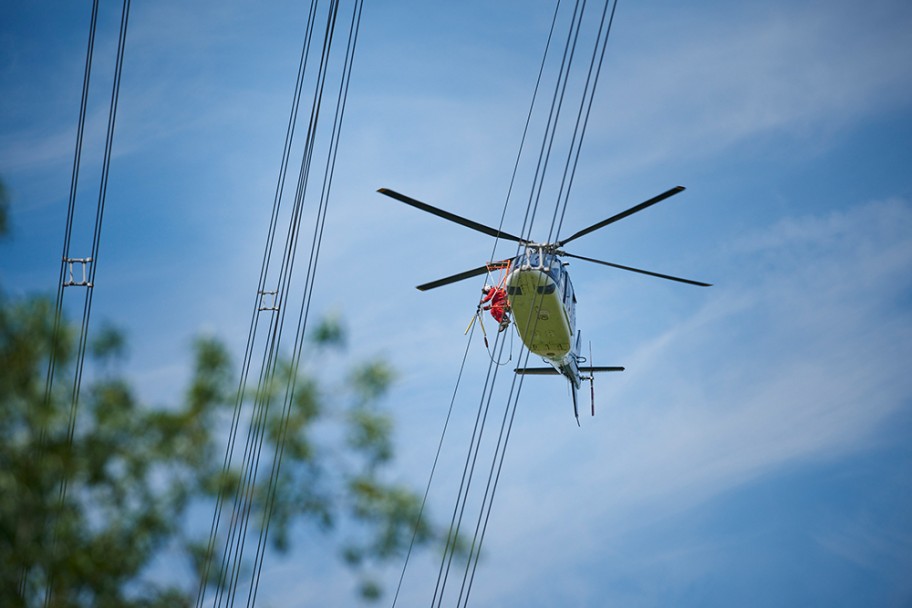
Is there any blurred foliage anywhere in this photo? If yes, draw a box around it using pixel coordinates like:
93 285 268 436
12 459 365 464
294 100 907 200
0 286 443 603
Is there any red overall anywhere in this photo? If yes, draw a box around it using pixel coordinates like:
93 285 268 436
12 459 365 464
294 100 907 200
481 287 509 324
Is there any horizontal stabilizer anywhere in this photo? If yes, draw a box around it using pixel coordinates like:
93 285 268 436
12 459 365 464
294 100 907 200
514 367 561 375
513 366 625 375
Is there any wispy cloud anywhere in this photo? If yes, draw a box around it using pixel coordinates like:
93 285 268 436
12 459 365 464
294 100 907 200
602 196 909 509
471 196 912 601
590 0 912 174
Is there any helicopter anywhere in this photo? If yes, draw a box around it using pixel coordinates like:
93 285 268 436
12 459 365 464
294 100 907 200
377 186 711 422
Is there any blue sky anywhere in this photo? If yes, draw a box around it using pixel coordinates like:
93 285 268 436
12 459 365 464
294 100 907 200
2 1 912 606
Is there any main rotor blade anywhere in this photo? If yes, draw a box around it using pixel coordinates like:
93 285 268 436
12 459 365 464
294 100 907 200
378 188 527 244
558 186 686 247
416 259 513 291
563 252 712 287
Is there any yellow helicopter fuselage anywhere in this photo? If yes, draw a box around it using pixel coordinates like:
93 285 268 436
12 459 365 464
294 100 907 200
505 250 576 366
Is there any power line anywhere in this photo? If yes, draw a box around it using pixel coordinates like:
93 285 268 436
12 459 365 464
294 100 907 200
423 2 622 605
550 0 620 244
249 1 365 604
463 4 622 606
429 0 583 600
391 320 479 607
431 331 511 608
196 2 367 606
37 0 132 605
196 1 324 601
19 2 99 601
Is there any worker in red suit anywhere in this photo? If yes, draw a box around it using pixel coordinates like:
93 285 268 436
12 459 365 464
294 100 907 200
480 285 511 332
